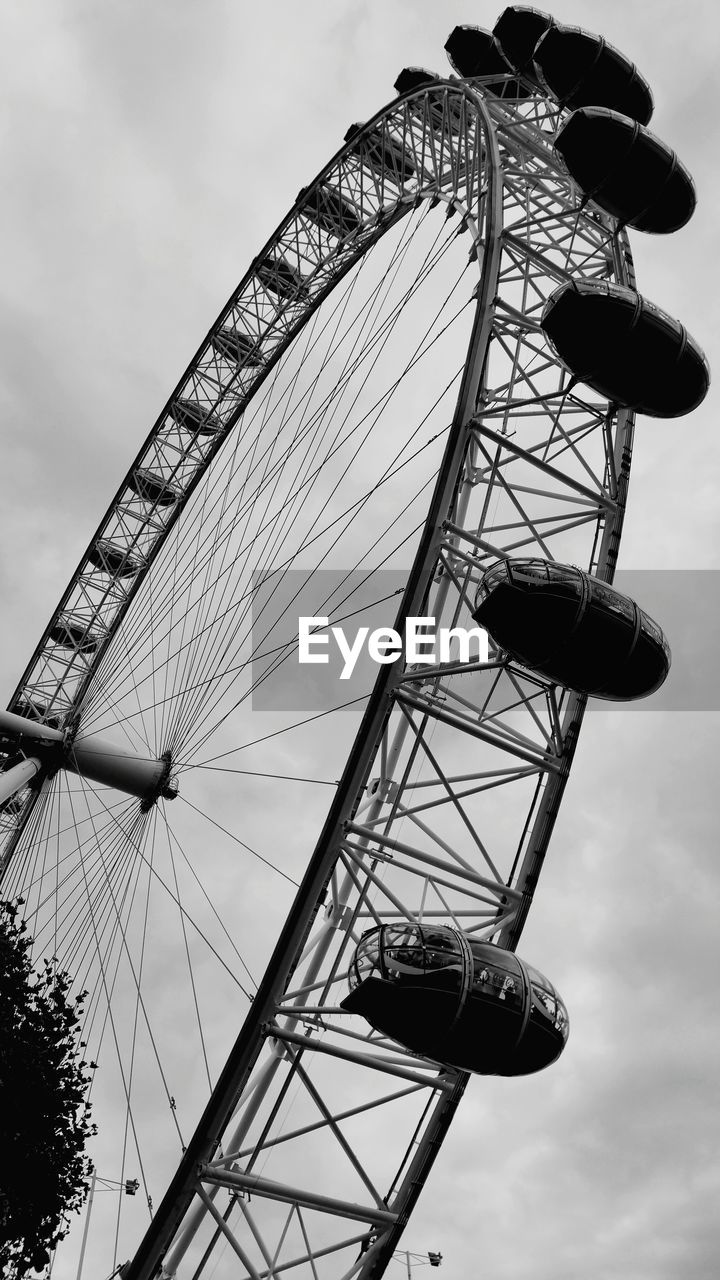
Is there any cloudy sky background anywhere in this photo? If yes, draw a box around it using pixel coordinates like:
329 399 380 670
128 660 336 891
1 2 719 1278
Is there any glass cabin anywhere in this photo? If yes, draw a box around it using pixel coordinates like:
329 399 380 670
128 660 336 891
129 468 180 507
88 539 141 579
297 184 360 240
533 23 653 123
344 123 420 186
394 67 441 94
541 280 709 418
394 69 465 136
256 255 308 302
342 924 568 1076
444 26 533 98
171 398 220 437
49 618 99 654
472 558 670 700
493 6 556 83
555 107 696 235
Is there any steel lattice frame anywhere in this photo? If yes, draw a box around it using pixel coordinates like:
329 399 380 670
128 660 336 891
122 81 635 1280
2 71 637 1280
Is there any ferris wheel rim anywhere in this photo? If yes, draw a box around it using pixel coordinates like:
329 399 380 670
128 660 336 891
1 76 503 1252
1 77 497 868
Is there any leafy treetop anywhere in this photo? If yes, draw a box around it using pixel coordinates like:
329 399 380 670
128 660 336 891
0 898 95 1278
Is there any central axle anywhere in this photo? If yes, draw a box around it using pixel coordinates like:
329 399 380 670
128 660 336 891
0 708 178 808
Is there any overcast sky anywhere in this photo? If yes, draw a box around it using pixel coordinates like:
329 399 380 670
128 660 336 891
1 3 719 1279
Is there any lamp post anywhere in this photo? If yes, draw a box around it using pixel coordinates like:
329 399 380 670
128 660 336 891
75 1168 96 1280
402 1250 443 1278
74 1171 141 1280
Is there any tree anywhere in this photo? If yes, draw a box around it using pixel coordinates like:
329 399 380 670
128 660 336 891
0 899 95 1277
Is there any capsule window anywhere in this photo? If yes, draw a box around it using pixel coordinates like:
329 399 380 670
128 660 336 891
526 965 569 1036
422 929 460 952
353 947 378 984
476 561 508 599
591 582 634 619
384 944 425 978
383 924 425 978
350 931 382 987
509 561 550 585
531 984 557 1020
525 962 553 990
473 964 523 1009
641 611 660 640
643 297 672 325
422 929 464 972
385 924 421 950
640 610 668 654
546 564 582 587
555 1002 569 1035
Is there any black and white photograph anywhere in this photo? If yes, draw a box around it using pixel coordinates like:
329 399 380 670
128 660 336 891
1 4 718 1280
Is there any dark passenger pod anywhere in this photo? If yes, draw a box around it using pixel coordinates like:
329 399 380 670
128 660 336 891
342 924 568 1077
444 26 533 97
472 559 670 700
555 107 696 234
493 6 556 84
542 280 710 418
533 22 654 123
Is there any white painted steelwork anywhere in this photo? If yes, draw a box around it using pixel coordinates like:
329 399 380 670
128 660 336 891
0 756 42 806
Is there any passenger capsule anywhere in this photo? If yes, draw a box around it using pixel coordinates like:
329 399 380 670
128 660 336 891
298 183 360 239
493 6 555 82
49 619 99 654
129 469 180 507
472 558 670 700
171 399 221 436
534 23 653 124
87 540 142 578
394 69 464 135
394 67 442 95
255 255 308 301
444 26 532 97
342 924 568 1076
542 279 710 418
344 122 419 186
555 108 696 233
212 329 263 365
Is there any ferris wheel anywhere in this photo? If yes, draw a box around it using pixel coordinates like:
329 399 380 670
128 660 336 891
0 8 709 1280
